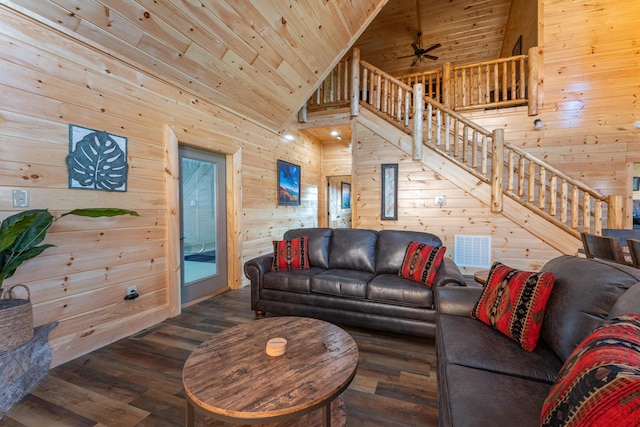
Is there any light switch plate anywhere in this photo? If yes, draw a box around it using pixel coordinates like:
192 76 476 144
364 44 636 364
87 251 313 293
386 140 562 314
12 189 30 207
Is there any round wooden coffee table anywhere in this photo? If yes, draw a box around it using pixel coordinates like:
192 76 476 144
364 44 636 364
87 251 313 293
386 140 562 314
182 316 359 427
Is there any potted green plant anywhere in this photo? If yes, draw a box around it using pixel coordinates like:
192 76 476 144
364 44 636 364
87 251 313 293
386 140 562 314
0 207 138 351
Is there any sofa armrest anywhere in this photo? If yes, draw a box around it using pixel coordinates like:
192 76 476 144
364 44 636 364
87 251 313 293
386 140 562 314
433 257 467 288
244 254 273 310
435 286 484 317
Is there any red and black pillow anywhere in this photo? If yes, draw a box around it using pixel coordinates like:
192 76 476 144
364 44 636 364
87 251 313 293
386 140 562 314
471 262 555 352
540 313 640 427
398 242 446 288
271 236 310 271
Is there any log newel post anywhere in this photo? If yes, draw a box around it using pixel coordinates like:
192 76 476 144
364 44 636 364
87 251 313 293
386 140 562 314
607 195 623 228
412 83 424 161
527 46 540 116
491 128 504 212
350 48 360 117
298 103 307 123
442 62 451 109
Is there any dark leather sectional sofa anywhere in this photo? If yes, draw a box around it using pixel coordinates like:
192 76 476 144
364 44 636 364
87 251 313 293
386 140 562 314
244 227 466 338
436 255 640 427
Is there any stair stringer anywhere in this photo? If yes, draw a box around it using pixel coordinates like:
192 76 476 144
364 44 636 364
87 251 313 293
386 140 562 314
356 108 582 256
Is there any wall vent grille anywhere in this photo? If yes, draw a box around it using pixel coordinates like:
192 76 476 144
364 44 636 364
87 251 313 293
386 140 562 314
454 235 492 268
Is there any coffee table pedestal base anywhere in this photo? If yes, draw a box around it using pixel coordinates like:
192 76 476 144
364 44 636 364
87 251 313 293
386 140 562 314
188 396 346 427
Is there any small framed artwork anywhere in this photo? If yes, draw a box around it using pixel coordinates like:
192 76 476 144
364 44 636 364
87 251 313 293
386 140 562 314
277 159 301 206
634 177 640 191
381 163 398 220
341 182 351 209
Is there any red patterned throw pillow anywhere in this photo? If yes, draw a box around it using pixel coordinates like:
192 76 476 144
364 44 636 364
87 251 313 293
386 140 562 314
271 236 310 271
471 262 555 352
540 314 640 427
398 242 446 288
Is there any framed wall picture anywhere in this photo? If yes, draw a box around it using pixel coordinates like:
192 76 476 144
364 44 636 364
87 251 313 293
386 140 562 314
381 163 398 220
67 124 128 192
277 159 301 206
341 182 351 209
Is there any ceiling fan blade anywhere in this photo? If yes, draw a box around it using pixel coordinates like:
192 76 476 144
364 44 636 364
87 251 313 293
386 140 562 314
411 43 420 54
397 54 417 59
410 56 418 67
423 43 442 53
425 54 439 61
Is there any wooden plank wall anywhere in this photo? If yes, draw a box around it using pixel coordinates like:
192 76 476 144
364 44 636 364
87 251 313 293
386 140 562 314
0 6 321 366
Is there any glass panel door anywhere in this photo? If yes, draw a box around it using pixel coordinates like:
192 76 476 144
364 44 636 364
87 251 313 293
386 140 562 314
179 147 227 303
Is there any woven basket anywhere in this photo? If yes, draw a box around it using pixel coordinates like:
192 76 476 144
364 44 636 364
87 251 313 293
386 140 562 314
0 284 34 352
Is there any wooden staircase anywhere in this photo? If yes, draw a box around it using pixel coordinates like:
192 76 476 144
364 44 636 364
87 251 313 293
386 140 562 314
300 48 623 254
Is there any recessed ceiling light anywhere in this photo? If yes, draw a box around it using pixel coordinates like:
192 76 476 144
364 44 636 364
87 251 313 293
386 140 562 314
283 134 295 141
330 130 339 137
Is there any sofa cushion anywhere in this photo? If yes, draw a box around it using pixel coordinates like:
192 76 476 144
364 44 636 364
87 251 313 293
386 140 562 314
472 262 555 352
398 242 446 287
263 267 327 293
440 363 552 427
328 229 378 273
376 230 442 274
310 269 375 298
540 314 640 427
540 256 640 362
437 314 562 383
271 236 310 271
284 228 332 269
367 274 433 308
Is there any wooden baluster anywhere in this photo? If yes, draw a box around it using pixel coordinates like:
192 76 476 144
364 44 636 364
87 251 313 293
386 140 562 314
507 150 514 192
583 193 591 233
519 58 526 99
550 175 557 216
453 118 460 158
442 114 448 151
481 134 488 176
471 130 478 169
501 62 507 101
560 179 568 224
510 59 516 101
539 167 546 210
461 68 467 107
404 91 410 126
361 66 368 105
518 156 525 197
396 86 403 122
443 62 451 108
493 62 499 103
435 109 442 147
426 103 433 142
462 125 469 164
375 74 381 110
572 186 579 230
528 162 535 203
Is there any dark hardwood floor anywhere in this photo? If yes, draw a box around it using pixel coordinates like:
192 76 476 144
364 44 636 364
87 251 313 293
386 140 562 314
1 287 438 426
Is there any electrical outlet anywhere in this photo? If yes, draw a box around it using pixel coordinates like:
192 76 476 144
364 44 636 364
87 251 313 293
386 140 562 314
127 286 137 296
434 195 447 206
12 189 30 207
494 250 501 259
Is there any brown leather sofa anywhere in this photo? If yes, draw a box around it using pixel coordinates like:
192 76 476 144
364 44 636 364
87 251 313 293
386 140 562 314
244 227 466 338
435 255 640 427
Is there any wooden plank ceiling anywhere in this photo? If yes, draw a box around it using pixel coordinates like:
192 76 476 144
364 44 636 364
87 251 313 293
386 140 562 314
8 0 387 131
9 0 512 133
353 0 513 77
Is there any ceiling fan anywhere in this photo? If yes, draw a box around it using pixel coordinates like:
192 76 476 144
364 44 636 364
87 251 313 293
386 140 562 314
398 31 441 66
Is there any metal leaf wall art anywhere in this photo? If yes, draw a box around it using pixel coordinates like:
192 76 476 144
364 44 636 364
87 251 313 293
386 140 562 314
67 124 128 192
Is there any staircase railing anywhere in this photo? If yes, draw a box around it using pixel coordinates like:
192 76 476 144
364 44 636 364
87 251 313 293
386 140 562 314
300 48 622 235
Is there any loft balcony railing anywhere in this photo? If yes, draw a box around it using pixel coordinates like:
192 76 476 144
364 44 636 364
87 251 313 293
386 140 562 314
300 48 623 236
